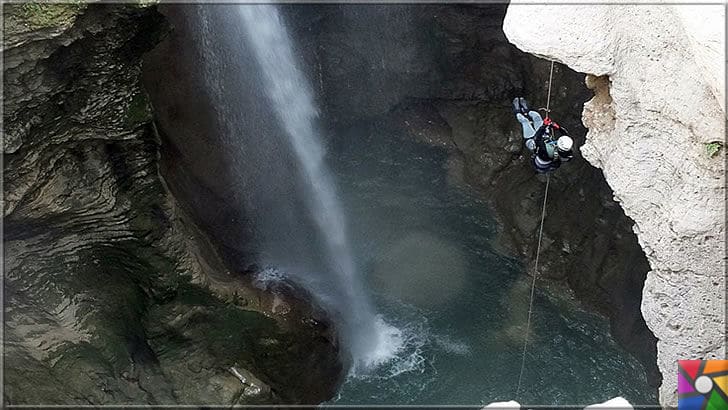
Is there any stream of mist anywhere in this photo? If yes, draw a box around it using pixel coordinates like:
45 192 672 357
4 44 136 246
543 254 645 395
232 5 402 372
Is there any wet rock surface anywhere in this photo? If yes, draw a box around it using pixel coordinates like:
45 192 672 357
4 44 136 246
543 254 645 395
3 4 341 405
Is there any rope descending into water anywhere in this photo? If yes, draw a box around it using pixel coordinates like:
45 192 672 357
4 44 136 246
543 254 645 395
515 174 550 398
515 60 556 399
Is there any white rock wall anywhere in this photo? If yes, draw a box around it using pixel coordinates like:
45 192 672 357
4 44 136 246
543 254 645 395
484 396 634 409
503 4 726 407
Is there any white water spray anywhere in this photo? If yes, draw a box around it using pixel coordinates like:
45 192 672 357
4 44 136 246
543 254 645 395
238 5 400 372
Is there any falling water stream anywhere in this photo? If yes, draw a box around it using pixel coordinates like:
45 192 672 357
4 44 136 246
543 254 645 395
237 5 402 372
192 4 657 404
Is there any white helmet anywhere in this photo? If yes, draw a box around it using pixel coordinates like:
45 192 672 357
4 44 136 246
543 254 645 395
557 135 573 151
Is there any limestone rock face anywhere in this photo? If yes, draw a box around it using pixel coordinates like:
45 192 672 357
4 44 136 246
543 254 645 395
504 4 726 406
483 396 634 409
583 396 633 409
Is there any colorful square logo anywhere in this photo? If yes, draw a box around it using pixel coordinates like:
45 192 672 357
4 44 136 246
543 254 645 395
678 360 728 409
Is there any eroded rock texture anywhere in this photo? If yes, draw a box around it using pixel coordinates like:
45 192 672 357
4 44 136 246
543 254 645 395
504 4 726 406
3 4 341 405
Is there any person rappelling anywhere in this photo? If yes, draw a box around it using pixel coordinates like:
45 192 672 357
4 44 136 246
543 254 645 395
513 62 575 400
512 97 574 174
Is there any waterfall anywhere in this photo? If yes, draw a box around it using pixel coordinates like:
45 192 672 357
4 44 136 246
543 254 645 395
236 5 400 372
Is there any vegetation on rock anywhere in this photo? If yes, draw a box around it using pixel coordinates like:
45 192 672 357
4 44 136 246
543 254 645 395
11 2 85 30
706 141 722 158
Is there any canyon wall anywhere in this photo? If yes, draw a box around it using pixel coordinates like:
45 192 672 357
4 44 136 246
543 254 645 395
504 4 726 407
3 3 679 404
3 4 341 405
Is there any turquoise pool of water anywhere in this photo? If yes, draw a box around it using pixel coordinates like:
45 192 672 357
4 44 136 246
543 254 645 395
328 123 657 406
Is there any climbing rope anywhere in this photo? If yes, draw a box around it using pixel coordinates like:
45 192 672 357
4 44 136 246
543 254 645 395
515 60 556 399
515 174 550 398
545 60 555 112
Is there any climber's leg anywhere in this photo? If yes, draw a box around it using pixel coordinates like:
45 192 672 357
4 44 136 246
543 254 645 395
528 110 543 130
517 113 536 140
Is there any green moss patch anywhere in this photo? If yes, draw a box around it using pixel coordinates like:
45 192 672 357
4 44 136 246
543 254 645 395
124 91 153 128
706 141 723 158
14 2 85 30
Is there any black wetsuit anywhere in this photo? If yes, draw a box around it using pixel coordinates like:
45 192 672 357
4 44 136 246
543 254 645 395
530 124 573 173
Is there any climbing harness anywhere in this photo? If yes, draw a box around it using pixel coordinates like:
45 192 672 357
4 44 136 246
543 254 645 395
515 60 555 399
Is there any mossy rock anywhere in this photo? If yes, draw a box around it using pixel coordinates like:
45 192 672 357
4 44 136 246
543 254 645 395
706 141 722 158
11 2 86 30
124 90 153 128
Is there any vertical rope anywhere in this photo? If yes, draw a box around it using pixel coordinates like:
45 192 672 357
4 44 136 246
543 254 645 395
515 174 550 399
545 60 555 113
515 59 556 399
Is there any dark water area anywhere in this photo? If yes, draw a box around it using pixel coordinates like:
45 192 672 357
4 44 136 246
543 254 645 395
326 122 657 406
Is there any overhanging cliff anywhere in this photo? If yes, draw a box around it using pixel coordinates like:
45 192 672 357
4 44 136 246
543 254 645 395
504 4 726 407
